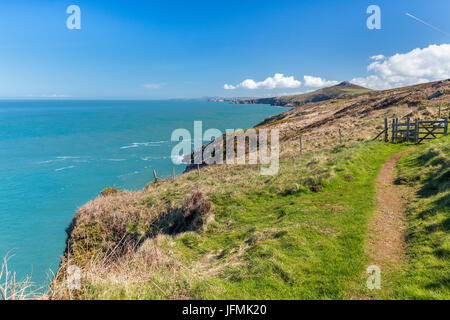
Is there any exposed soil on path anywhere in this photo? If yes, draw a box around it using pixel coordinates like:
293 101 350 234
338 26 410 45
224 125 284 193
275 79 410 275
367 149 414 270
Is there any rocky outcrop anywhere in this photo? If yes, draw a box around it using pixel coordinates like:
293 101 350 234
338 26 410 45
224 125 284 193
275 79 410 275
428 90 443 100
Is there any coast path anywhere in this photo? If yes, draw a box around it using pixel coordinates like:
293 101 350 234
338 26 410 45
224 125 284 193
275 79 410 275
365 149 414 292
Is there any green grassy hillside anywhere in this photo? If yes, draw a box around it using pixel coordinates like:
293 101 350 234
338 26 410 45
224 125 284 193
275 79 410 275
389 135 449 299
51 140 408 299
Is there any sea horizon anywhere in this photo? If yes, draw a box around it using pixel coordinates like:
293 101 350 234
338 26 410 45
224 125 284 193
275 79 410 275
0 99 283 288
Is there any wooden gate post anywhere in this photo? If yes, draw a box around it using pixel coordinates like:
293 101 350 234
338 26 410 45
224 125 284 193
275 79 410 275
391 119 396 143
395 118 399 142
414 119 419 143
384 118 388 142
445 118 448 135
406 117 411 142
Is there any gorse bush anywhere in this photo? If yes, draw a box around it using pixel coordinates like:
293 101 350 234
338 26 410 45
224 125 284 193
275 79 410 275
100 186 121 197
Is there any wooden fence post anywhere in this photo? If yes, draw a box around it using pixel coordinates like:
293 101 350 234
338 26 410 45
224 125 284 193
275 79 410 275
339 128 342 145
444 118 448 135
384 118 388 142
172 168 175 180
197 164 200 176
153 170 158 183
406 117 411 142
299 136 303 154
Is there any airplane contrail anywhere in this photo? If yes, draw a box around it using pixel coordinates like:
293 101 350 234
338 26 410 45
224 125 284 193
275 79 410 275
405 13 450 36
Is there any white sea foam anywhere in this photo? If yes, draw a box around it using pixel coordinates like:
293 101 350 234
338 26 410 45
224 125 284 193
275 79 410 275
105 158 126 162
120 144 139 149
141 155 173 161
55 166 75 172
39 156 82 164
120 141 168 149
38 159 58 164
118 170 140 178
56 156 81 160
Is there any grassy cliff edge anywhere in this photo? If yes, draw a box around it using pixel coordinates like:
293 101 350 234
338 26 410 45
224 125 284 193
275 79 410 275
50 80 449 299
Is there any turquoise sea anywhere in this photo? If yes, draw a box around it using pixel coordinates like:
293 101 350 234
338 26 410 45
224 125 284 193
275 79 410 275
0 100 282 288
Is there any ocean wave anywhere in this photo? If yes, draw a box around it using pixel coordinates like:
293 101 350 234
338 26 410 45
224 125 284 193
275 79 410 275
141 155 176 161
118 170 140 178
38 156 83 164
38 159 58 164
55 166 75 172
141 154 185 163
120 145 139 149
56 156 81 160
104 158 127 162
120 141 168 149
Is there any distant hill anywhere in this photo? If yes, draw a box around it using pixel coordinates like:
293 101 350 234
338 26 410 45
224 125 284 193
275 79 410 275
236 81 372 107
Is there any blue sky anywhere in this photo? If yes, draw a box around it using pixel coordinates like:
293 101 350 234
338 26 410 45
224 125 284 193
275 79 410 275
0 0 449 99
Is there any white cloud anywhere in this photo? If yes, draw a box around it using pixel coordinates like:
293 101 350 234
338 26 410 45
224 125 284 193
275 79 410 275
303 75 339 87
143 83 164 89
224 73 302 90
370 54 385 61
223 84 236 90
352 43 450 89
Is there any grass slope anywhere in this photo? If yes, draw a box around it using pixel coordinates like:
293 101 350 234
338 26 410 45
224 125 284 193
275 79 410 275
388 135 449 299
52 141 406 299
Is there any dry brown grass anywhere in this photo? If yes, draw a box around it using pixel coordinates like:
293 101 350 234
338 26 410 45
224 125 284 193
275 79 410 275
49 234 197 300
269 80 450 157
50 190 216 299
0 252 42 300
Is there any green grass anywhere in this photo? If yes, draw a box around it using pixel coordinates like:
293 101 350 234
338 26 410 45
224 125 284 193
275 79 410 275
76 141 403 300
378 135 449 300
174 142 405 299
57 137 449 300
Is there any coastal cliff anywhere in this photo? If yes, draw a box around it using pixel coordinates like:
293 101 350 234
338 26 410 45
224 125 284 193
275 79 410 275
236 81 372 107
50 79 450 300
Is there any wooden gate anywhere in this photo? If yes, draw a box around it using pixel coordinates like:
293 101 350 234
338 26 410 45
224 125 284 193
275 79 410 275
375 117 448 143
416 120 448 143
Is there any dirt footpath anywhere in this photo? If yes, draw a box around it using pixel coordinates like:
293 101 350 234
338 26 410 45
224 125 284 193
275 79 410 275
367 149 413 269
